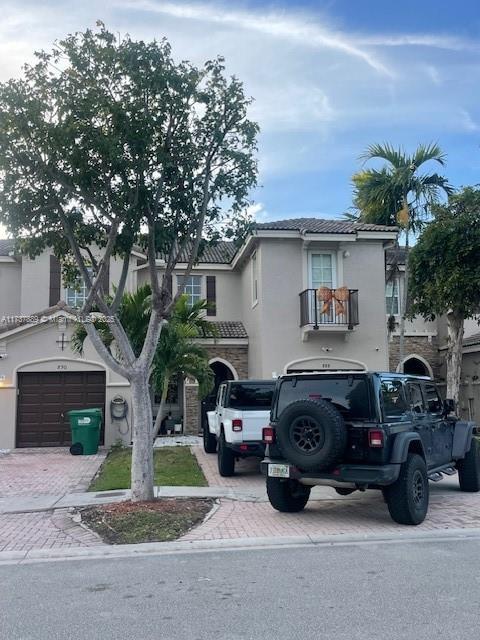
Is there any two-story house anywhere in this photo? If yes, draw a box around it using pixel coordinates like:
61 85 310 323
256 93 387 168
0 218 397 449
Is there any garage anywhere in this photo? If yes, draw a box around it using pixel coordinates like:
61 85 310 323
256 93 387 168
16 371 106 448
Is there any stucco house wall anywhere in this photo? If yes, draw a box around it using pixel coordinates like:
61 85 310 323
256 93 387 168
254 237 390 377
0 315 132 449
0 261 21 318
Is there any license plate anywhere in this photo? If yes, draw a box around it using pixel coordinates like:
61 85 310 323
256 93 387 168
268 463 290 478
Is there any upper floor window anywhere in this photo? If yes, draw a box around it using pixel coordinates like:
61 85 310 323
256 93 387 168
178 275 202 307
251 251 258 305
386 279 399 315
65 268 92 309
310 253 336 289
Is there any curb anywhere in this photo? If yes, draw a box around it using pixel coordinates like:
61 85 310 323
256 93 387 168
2 526 480 566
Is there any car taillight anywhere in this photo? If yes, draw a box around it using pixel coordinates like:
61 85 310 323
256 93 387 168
262 427 276 444
368 429 384 448
232 419 243 432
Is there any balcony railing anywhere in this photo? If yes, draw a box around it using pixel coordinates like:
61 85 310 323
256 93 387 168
299 288 359 330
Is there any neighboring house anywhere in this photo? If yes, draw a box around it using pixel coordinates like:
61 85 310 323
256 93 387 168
0 217 397 449
0 241 139 450
385 246 480 420
385 247 440 378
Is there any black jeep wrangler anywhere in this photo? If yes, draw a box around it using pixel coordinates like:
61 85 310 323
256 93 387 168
261 372 480 525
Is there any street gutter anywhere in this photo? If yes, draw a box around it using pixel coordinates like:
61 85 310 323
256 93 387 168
2 527 480 566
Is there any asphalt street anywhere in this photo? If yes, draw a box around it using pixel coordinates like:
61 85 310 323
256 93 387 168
2 537 480 640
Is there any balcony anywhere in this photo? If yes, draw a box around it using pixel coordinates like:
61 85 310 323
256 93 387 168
299 288 359 334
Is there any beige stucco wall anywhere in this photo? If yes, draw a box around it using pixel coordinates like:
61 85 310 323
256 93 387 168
20 251 51 315
240 245 264 378
15 248 137 318
0 261 21 318
137 266 243 321
246 237 390 378
0 315 131 449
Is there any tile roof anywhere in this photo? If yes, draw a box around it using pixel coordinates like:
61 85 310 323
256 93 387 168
256 218 397 234
386 246 408 265
200 321 247 339
157 241 238 265
0 239 15 256
463 332 480 348
0 301 77 334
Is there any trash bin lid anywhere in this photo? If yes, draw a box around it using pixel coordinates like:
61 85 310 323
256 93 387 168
67 408 103 417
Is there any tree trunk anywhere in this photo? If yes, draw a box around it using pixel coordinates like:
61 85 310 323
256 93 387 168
446 310 464 405
153 375 170 437
398 227 410 373
130 372 155 502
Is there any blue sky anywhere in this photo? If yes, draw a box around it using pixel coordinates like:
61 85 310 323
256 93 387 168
0 0 479 225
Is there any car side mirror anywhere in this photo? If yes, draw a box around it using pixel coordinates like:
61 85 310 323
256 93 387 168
443 399 455 415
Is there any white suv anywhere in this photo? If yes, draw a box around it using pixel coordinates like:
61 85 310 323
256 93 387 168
204 380 275 477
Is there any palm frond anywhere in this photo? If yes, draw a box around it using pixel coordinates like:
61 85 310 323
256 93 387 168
411 142 447 168
359 142 406 169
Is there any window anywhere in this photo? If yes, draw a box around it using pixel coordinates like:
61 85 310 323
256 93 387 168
386 279 399 315
227 382 275 410
178 275 202 307
251 251 258 305
216 384 226 407
276 375 373 421
310 253 336 289
424 384 442 414
65 268 92 308
381 379 408 419
407 383 425 414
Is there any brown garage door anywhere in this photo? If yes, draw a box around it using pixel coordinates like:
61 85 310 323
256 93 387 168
17 371 106 448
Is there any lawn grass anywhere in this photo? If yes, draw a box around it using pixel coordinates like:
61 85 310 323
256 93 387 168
89 446 207 491
81 498 212 544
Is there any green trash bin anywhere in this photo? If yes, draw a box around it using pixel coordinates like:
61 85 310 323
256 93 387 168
67 408 102 455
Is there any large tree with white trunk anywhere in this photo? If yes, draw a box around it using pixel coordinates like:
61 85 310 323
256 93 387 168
0 25 258 500
408 186 480 404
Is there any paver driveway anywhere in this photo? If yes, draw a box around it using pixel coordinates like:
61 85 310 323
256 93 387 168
0 448 105 497
186 446 480 540
0 448 105 552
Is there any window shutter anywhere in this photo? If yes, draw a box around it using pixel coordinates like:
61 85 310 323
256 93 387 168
49 255 61 306
206 275 216 316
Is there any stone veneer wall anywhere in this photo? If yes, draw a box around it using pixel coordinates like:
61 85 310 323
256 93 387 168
205 345 249 379
183 381 200 435
182 344 249 435
389 335 442 379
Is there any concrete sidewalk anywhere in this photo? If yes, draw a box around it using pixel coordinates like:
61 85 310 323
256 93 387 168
0 484 267 515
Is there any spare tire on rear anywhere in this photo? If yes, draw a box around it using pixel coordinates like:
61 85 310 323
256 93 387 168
276 399 347 472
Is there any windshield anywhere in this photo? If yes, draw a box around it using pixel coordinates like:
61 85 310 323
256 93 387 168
275 375 373 421
227 383 275 410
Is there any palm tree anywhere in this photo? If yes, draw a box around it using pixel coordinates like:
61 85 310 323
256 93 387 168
352 143 452 370
72 286 215 435
151 295 215 435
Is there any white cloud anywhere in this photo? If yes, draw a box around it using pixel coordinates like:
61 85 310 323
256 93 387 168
356 34 480 53
247 202 269 222
0 0 478 216
459 109 479 132
120 0 393 76
423 64 442 85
